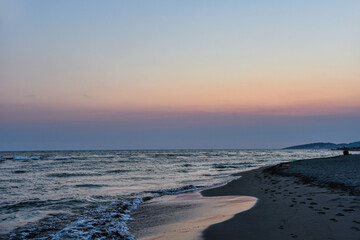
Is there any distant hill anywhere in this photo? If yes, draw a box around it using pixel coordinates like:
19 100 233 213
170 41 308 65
284 141 360 150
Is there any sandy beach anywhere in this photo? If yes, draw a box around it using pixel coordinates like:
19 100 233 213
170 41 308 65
130 155 360 240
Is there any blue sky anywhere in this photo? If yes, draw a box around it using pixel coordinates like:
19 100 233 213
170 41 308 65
1 1 359 150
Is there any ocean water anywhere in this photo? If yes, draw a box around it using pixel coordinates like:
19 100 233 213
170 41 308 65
0 149 340 239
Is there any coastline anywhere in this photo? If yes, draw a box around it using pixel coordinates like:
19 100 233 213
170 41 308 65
130 155 360 240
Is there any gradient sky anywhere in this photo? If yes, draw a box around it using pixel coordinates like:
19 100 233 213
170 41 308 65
1 1 360 150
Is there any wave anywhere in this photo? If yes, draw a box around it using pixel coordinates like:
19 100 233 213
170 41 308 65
105 169 132 174
7 198 142 240
153 153 177 158
15 157 40 160
0 156 40 161
1 199 86 213
53 156 88 161
212 163 258 170
51 198 142 240
91 155 115 159
144 184 198 197
47 172 102 178
74 184 107 188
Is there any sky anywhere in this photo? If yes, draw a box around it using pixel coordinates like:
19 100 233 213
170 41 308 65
0 1 359 150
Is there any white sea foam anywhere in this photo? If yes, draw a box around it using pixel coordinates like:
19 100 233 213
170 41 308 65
51 198 142 240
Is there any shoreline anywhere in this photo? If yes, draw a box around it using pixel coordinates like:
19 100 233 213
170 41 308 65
129 192 256 240
130 155 360 240
201 155 360 239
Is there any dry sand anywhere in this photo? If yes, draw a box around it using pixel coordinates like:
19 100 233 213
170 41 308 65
130 155 360 240
202 155 360 240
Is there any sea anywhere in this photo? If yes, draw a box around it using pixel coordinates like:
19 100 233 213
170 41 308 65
0 149 341 239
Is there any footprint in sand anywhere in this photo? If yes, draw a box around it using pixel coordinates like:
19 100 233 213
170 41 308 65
290 233 298 238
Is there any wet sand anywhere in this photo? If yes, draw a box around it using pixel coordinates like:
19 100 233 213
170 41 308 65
129 191 256 240
130 155 360 240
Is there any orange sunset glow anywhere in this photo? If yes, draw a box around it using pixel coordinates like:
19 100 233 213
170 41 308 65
1 1 359 150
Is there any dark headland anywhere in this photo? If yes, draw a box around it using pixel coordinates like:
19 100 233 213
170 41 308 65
284 141 360 150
